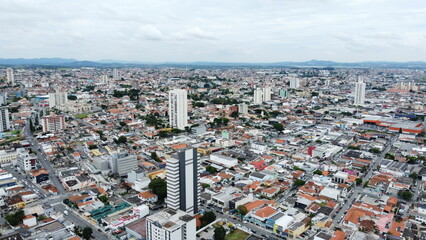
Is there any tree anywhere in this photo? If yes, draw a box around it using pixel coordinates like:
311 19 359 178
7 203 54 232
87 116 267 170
202 183 210 189
369 148 381 154
273 123 284 131
214 226 226 240
82 227 93 240
409 173 418 180
98 195 108 204
313 170 323 175
5 209 25 226
148 178 167 203
355 178 363 186
237 205 248 216
200 211 216 227
88 144 97 150
206 165 217 174
399 128 403 133
67 95 77 100
294 179 306 187
116 136 127 144
119 122 127 127
398 190 413 201
158 131 169 138
230 111 239 118
151 152 161 162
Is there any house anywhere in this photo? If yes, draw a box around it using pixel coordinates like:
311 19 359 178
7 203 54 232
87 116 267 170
23 214 37 227
137 191 158 203
262 187 280 198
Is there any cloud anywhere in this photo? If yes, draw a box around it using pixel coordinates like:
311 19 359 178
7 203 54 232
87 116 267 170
137 25 165 41
0 0 425 62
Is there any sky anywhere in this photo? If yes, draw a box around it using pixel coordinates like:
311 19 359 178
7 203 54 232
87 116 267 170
1 0 426 62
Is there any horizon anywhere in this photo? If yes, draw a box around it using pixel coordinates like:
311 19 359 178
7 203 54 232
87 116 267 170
1 0 426 62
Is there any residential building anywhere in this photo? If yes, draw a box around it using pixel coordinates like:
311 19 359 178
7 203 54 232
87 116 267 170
113 68 119 79
253 88 263 104
238 103 248 115
354 77 366 105
263 86 271 102
0 106 10 132
146 208 196 240
169 89 188 130
166 148 200 215
41 114 66 132
49 90 68 109
6 68 14 85
290 78 300 89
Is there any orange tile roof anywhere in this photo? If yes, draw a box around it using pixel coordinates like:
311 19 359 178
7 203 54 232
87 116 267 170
171 144 188 150
254 206 277 218
138 191 157 199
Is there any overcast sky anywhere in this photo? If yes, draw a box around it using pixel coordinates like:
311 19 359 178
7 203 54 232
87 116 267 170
1 0 426 62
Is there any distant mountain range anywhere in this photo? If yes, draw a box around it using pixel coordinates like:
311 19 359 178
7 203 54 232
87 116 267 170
1 58 426 68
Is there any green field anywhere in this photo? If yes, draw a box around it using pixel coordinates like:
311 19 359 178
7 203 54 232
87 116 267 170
75 113 91 119
225 229 250 240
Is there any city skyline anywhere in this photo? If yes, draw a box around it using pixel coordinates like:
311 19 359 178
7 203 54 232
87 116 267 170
1 0 426 62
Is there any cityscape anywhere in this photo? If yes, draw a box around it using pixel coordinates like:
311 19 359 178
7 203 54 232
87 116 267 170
1 1 426 240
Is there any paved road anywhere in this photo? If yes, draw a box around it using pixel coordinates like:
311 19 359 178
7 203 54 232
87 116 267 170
201 205 279 240
23 123 66 195
3 165 48 198
53 203 112 240
332 135 397 226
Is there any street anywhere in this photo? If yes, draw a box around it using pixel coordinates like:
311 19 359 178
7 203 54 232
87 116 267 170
332 135 397 226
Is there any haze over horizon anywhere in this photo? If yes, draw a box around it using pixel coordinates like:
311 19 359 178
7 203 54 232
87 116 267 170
1 0 426 63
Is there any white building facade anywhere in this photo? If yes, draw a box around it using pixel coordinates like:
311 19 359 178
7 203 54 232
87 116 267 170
168 89 188 130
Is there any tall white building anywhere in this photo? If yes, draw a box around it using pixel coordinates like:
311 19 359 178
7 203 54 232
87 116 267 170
253 88 263 105
0 106 10 132
354 77 366 106
169 89 188 130
48 90 68 109
113 68 119 79
290 78 300 89
166 148 200 215
262 86 271 102
238 103 248 115
6 68 14 85
146 209 196 240
101 74 109 84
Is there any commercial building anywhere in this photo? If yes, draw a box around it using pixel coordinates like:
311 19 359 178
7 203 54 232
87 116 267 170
166 148 200 215
6 68 14 85
354 77 366 105
110 150 138 176
146 208 196 240
0 150 17 164
279 89 288 98
0 106 10 132
169 89 188 130
41 114 66 133
17 148 37 171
